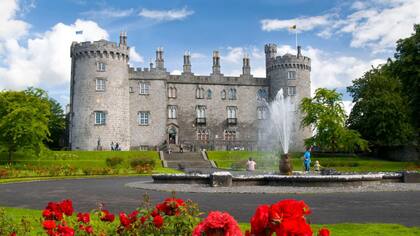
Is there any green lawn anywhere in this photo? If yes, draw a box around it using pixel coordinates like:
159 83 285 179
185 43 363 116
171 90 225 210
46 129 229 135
208 151 420 172
0 151 181 180
1 207 419 235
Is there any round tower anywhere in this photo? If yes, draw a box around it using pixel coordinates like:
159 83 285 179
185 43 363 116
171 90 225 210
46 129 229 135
265 44 312 152
69 34 130 150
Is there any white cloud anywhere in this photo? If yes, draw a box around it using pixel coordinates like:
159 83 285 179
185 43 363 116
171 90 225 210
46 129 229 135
261 15 330 32
0 15 109 106
190 52 206 59
0 0 30 41
139 7 194 21
128 46 144 66
342 101 354 116
82 8 134 19
222 47 244 64
171 69 182 75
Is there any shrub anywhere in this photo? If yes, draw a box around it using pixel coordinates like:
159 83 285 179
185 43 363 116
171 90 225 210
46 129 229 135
105 157 124 168
130 158 156 169
0 168 8 178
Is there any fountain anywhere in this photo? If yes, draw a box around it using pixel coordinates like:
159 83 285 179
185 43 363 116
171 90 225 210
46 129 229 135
268 88 295 175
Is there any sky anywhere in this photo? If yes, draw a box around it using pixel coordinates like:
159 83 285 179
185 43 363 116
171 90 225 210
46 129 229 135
0 0 419 114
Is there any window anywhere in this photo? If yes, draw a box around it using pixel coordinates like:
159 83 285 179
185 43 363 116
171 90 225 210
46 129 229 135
97 62 106 72
287 86 296 96
196 106 206 118
168 87 177 98
227 106 237 119
138 111 150 125
94 111 106 125
228 88 237 100
221 90 226 100
224 130 236 141
196 87 205 99
207 89 212 99
139 82 150 95
197 129 209 141
257 106 268 120
95 78 105 91
287 71 296 80
257 89 268 100
168 105 177 119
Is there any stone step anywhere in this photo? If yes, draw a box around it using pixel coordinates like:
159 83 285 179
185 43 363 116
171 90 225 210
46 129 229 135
166 161 213 168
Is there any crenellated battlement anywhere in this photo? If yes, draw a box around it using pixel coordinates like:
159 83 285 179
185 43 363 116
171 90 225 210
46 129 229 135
266 53 311 73
70 39 129 62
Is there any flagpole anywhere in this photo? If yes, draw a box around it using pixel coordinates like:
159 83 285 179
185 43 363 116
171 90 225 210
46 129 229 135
295 30 297 50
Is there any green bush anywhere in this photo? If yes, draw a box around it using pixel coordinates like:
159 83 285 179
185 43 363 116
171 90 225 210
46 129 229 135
129 158 156 169
105 157 124 168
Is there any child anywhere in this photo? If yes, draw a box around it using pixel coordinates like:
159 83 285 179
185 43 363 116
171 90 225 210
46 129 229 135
314 160 321 171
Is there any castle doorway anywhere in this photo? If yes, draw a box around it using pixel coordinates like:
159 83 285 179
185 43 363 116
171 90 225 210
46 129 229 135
168 127 177 144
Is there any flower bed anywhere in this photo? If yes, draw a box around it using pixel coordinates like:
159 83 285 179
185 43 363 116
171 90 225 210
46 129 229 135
3 196 330 236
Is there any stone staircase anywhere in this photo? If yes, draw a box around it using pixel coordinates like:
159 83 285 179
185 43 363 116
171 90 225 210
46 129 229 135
161 151 216 173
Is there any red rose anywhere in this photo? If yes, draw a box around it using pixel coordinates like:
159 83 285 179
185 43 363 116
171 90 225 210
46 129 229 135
60 199 74 216
57 224 75 236
156 198 185 216
140 215 149 224
100 210 115 222
318 227 330 236
192 211 242 236
128 210 139 223
42 209 54 220
77 212 90 223
85 225 94 234
119 212 131 228
153 215 164 228
9 233 16 236
43 220 56 230
250 204 271 236
46 202 63 221
151 209 159 217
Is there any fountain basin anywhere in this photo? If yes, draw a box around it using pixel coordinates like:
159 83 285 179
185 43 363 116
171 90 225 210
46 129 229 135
152 172 404 187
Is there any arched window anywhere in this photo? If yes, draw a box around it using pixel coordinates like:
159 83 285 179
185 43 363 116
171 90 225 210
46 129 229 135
207 89 212 99
257 89 267 100
200 88 205 99
168 105 177 119
221 90 226 100
196 87 200 99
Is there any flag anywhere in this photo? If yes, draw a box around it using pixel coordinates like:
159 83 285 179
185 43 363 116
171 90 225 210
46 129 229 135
289 25 296 30
76 30 83 35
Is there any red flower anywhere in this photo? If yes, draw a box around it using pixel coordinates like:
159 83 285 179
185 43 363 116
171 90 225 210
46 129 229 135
128 210 139 223
60 199 74 216
85 225 94 234
42 209 54 220
119 212 131 228
140 215 149 224
250 204 272 236
100 210 115 222
318 227 330 236
57 223 75 236
43 220 56 230
153 215 164 228
192 211 242 236
45 202 63 221
9 233 16 236
156 198 185 216
77 212 90 224
151 209 159 217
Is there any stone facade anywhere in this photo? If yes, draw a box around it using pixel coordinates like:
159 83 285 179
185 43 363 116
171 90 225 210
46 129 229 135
69 33 311 151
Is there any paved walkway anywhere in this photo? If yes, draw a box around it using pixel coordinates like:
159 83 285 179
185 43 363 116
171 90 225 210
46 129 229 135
0 176 419 226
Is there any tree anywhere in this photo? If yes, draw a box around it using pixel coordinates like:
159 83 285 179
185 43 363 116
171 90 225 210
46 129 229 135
300 88 368 152
391 24 420 142
347 65 414 146
25 88 66 149
0 90 51 162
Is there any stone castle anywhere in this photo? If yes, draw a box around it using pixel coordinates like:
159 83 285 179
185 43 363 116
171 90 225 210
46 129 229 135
69 32 311 151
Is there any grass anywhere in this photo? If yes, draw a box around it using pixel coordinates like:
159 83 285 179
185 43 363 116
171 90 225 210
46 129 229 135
0 150 181 181
1 207 419 235
207 151 420 172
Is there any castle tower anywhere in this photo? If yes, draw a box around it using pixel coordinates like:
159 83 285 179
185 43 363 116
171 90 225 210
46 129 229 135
242 53 251 76
211 50 221 75
69 34 130 150
155 47 164 70
265 44 312 151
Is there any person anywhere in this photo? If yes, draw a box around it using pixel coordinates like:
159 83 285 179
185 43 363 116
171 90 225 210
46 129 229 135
168 148 172 158
179 144 184 153
314 160 321 171
111 141 114 151
303 147 311 172
246 158 256 171
115 142 120 151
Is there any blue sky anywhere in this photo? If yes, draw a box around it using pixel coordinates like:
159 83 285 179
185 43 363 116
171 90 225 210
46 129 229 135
0 0 419 113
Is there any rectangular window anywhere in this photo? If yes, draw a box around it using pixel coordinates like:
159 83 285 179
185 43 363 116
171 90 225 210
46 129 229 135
96 78 105 91
288 86 296 96
97 62 106 72
227 106 237 119
287 71 296 80
196 106 206 118
168 105 177 119
138 111 150 125
139 82 150 95
94 111 106 125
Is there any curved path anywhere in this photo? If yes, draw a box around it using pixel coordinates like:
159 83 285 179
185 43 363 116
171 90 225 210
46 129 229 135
0 176 419 226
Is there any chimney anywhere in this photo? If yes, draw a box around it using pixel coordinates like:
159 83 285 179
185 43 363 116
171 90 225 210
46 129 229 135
183 51 191 74
242 53 251 76
212 50 221 75
119 32 127 47
155 47 164 70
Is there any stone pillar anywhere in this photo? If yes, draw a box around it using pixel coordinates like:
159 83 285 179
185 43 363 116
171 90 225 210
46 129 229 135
211 50 221 75
183 51 191 74
210 172 232 187
242 53 251 76
155 47 164 70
